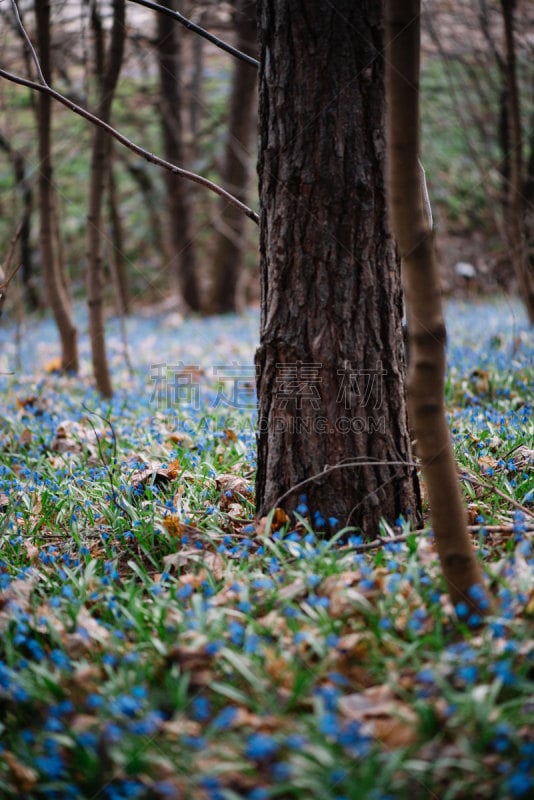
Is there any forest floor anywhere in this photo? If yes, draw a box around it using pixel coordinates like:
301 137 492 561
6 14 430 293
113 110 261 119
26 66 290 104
0 297 533 799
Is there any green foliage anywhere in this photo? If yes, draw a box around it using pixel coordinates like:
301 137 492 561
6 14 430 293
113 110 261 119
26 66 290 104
0 299 533 798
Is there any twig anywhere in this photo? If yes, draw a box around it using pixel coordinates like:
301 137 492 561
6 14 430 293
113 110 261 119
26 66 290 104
81 403 134 521
460 467 534 520
9 0 47 85
468 524 534 533
126 0 259 68
350 523 534 554
0 68 259 224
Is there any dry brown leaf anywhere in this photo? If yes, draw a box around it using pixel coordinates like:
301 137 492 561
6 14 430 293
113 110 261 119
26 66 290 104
19 428 33 445
263 647 294 689
130 461 182 494
202 552 226 580
319 571 361 597
162 514 185 537
164 646 214 686
163 548 205 572
166 459 181 479
478 454 498 473
512 446 534 471
256 507 289 535
44 357 62 373
16 395 42 411
167 431 193 448
63 606 110 656
339 684 419 749
3 750 38 793
216 474 251 510
24 541 40 563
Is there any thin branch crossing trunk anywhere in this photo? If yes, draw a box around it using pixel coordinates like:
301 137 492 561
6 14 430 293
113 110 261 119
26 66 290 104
385 0 491 616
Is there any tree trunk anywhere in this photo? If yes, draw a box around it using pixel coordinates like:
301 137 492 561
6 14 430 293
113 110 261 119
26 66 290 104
385 0 490 616
500 0 534 324
34 0 78 372
107 156 130 315
190 27 203 148
0 132 39 310
207 0 258 314
255 1 420 534
87 0 126 397
156 0 201 312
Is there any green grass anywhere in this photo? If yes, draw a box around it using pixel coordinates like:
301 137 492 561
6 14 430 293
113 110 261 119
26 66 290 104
0 299 533 799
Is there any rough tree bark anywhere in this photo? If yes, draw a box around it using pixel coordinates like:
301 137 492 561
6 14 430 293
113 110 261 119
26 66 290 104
207 0 258 314
87 0 126 397
156 0 201 312
35 0 78 372
500 0 534 324
255 1 420 533
385 0 490 615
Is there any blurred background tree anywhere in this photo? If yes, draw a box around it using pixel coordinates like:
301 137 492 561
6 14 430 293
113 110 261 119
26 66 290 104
0 0 532 345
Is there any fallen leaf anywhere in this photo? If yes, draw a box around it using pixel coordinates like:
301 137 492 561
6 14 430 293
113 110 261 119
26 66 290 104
3 750 38 793
44 357 62 373
19 428 33 445
339 684 419 749
256 507 289 535
216 474 251 510
130 461 182 495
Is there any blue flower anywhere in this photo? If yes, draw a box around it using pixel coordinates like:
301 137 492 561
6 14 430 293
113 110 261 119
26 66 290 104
245 732 279 760
177 584 193 600
272 760 292 781
228 620 245 645
35 752 64 780
212 705 238 730
455 601 469 619
506 772 534 798
456 665 478 684
192 695 211 722
247 789 269 800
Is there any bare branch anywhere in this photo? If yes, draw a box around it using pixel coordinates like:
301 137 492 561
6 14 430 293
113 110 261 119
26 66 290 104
126 0 259 68
0 67 259 225
9 0 48 85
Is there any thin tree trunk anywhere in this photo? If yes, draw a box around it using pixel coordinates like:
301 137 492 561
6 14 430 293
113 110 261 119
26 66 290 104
107 156 130 314
0 132 39 310
156 0 200 312
500 0 534 324
207 0 258 314
34 0 78 372
87 0 126 397
255 1 420 533
385 0 490 616
190 29 203 149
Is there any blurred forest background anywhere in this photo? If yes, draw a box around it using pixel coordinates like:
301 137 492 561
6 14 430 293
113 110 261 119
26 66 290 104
0 0 533 320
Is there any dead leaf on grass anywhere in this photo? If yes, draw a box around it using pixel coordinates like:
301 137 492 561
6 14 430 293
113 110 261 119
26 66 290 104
339 684 419 749
3 750 38 793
